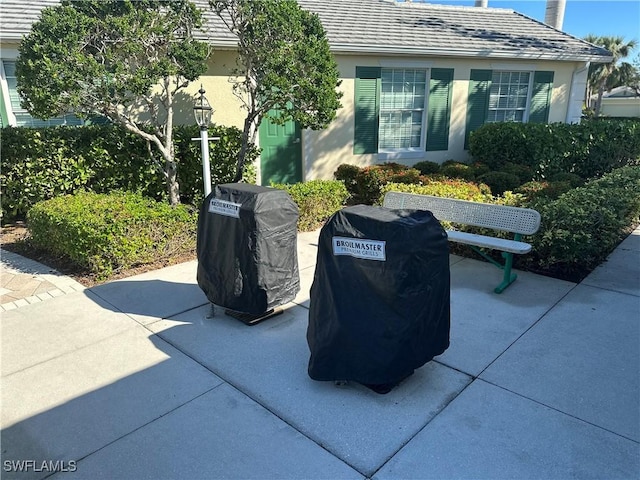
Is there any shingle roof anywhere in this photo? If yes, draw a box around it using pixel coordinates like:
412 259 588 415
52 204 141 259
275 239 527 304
0 0 59 42
1 0 611 63
295 0 612 62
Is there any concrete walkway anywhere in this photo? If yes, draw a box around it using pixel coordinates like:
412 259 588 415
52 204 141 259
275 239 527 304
1 227 638 479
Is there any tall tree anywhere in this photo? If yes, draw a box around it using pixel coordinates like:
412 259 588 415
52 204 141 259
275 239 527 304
210 0 342 182
16 0 210 205
584 34 637 117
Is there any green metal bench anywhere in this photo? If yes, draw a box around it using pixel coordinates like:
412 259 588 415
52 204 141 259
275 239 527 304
382 192 541 293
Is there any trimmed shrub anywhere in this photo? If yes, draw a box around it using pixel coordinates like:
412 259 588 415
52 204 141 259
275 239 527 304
272 180 349 231
515 181 574 201
469 162 491 177
468 119 640 180
526 166 640 278
501 162 535 183
477 171 522 195
27 191 197 279
380 178 492 203
412 160 441 175
440 162 477 181
548 172 584 188
333 162 420 205
334 163 360 200
0 124 259 221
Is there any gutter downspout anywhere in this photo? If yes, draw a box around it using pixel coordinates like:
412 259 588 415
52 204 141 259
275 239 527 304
566 62 590 124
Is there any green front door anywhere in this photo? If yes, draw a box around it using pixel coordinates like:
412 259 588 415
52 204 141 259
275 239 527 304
259 112 302 186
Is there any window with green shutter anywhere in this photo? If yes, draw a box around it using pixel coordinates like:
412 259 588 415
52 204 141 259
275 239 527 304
354 66 454 156
465 69 554 148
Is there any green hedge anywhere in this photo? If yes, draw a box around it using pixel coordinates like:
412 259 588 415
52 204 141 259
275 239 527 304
526 166 640 277
334 162 422 205
0 124 259 221
380 178 492 203
468 119 640 180
27 191 197 279
272 180 349 231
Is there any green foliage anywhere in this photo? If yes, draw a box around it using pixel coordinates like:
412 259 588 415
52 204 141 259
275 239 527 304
500 162 535 183
211 0 342 180
27 191 197 279
412 160 441 175
174 124 260 206
477 171 522 195
17 0 208 120
271 180 348 231
526 166 640 277
440 162 477 181
0 124 258 221
469 119 640 180
16 0 210 203
515 181 574 201
332 163 422 205
334 164 360 201
548 172 585 188
380 178 492 203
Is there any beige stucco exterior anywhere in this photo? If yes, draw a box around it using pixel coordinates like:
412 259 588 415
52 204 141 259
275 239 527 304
177 53 589 184
1 39 591 184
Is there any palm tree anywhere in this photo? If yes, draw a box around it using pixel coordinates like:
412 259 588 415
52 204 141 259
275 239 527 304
584 35 638 117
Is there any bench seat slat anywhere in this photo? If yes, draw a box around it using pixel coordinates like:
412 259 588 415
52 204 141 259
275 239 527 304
447 230 531 254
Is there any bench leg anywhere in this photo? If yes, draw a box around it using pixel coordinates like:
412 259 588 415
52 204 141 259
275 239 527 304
494 251 517 294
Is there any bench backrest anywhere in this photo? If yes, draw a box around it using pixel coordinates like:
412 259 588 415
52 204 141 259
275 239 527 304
383 192 541 235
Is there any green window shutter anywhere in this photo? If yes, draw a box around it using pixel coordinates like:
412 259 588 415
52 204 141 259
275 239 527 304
426 68 454 151
465 69 492 149
354 66 381 154
529 71 554 124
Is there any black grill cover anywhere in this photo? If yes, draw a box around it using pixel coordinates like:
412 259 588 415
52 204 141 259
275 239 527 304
307 205 450 385
197 183 300 315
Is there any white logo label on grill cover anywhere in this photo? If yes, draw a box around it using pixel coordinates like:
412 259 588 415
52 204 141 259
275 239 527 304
209 199 241 218
332 237 386 261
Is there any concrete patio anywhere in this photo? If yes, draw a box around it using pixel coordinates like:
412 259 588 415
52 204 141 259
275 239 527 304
1 226 639 479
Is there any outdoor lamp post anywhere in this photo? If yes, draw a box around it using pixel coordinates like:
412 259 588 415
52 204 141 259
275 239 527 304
194 85 214 196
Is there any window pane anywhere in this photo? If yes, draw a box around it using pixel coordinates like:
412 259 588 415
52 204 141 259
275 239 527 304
487 70 530 123
379 68 426 150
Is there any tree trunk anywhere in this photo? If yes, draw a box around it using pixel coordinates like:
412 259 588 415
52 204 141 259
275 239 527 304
114 111 180 205
233 114 259 183
166 159 180 205
594 86 605 118
164 84 180 206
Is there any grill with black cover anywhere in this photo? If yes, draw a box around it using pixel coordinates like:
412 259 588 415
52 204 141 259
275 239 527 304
197 183 300 322
307 205 450 392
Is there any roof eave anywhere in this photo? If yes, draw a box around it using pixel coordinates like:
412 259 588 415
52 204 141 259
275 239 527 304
329 43 613 63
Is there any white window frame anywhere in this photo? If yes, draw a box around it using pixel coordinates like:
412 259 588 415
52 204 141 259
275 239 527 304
486 70 534 124
377 67 430 161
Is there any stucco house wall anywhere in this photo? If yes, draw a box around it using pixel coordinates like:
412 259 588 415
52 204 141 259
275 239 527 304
1 0 611 185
